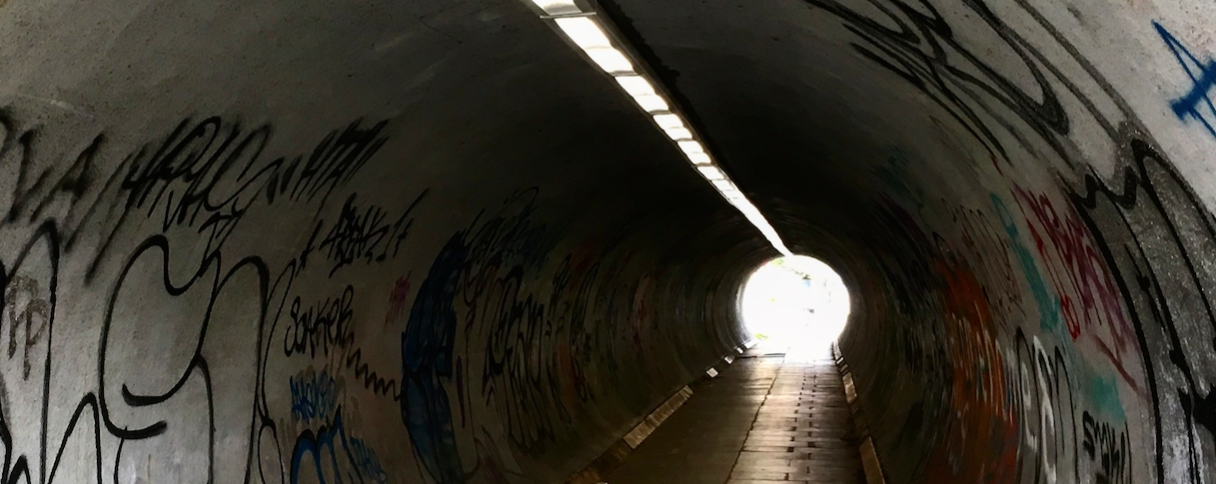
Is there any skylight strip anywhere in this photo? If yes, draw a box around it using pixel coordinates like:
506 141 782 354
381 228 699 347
524 0 792 256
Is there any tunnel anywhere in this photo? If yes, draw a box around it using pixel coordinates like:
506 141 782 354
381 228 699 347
0 0 1213 482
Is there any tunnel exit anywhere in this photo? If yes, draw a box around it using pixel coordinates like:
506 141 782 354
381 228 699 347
740 256 850 353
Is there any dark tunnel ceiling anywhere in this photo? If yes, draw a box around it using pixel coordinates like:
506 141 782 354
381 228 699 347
516 0 986 267
0 0 1211 482
553 0 975 277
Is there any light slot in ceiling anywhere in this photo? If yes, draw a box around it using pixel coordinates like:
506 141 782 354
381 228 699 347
524 0 792 256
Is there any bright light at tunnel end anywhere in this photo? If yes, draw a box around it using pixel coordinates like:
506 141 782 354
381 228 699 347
524 0 792 256
742 256 851 354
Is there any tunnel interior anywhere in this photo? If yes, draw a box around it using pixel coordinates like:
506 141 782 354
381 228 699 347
0 0 1212 483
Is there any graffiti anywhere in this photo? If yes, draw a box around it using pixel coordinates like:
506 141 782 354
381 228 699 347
547 252 599 406
627 275 653 350
477 263 567 453
400 232 467 484
291 408 386 484
0 100 431 484
94 202 406 483
3 275 50 380
282 276 399 400
384 273 411 329
349 438 387 484
0 71 731 484
97 234 293 484
993 194 1063 332
0 225 63 484
1012 185 1142 392
873 148 926 209
948 201 1021 323
303 191 428 277
0 110 389 280
1155 21 1216 139
1010 331 1079 484
862 197 1017 482
283 286 356 358
290 370 338 424
7 1 1216 483
400 188 566 483
1071 138 1216 484
798 0 1100 170
795 2 1216 483
1082 411 1131 484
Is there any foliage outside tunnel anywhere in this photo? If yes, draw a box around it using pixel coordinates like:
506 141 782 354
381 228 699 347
0 0 1211 483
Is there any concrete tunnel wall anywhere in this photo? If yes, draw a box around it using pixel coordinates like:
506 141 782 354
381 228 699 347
0 0 1215 482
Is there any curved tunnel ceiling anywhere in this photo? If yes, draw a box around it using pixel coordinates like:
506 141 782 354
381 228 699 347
0 0 1213 483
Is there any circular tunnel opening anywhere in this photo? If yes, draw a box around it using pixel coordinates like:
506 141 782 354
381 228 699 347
740 255 851 354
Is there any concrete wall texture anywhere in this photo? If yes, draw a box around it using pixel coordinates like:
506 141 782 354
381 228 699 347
0 0 1211 482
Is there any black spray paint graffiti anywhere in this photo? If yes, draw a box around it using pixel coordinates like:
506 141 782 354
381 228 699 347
0 110 389 281
547 253 602 406
1083 411 1131 484
800 0 1085 171
289 190 433 401
804 0 1216 482
0 107 433 483
1010 329 1079 484
3 275 50 381
276 266 403 403
99 224 412 483
0 224 60 484
1072 138 1216 484
283 286 356 359
300 191 428 277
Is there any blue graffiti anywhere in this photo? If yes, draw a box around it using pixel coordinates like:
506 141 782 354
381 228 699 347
401 233 467 484
1155 21 1216 139
992 193 1062 332
400 189 554 483
290 370 338 424
291 408 363 484
350 438 388 484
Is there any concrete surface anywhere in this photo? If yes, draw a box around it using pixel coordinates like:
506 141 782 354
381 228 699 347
608 356 781 483
0 0 1209 483
608 345 861 484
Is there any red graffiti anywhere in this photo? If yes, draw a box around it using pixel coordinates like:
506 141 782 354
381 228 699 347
924 259 1019 483
1012 186 1142 392
384 272 411 328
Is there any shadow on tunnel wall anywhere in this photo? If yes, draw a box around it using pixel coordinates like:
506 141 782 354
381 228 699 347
0 0 1214 482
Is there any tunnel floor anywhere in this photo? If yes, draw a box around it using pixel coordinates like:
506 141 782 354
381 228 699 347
606 344 864 483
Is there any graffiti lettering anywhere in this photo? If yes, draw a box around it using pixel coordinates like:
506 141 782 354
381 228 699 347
302 191 428 277
284 286 356 358
290 370 338 424
1082 411 1131 484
